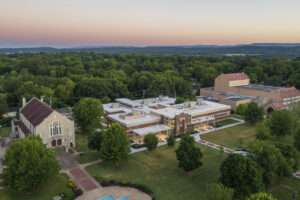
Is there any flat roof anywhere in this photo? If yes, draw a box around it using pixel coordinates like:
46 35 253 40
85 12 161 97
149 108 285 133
107 113 160 127
103 103 132 114
132 124 173 136
237 84 281 92
151 100 230 118
116 98 140 108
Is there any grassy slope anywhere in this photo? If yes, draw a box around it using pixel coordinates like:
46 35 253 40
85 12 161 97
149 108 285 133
0 173 73 200
0 127 11 138
201 124 256 150
75 133 89 152
86 144 225 200
76 151 100 164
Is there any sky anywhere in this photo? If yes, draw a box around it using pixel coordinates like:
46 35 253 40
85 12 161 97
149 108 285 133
1 0 300 47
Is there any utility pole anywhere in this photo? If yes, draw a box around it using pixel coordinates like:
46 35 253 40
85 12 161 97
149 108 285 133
142 90 145 99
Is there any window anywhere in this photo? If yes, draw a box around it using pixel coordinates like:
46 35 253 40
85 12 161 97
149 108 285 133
50 122 62 136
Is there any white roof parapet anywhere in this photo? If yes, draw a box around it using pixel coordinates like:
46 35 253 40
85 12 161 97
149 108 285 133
107 113 160 127
116 98 141 108
132 124 173 136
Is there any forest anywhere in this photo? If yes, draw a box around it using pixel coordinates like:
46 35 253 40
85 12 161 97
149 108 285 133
1 52 300 113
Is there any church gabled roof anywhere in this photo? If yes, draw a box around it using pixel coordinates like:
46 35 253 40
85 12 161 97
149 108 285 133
20 98 53 126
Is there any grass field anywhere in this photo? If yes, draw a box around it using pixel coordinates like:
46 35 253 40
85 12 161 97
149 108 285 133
0 127 11 138
0 173 73 200
86 143 226 200
76 151 100 164
216 118 239 127
75 133 89 152
201 123 256 150
268 176 300 200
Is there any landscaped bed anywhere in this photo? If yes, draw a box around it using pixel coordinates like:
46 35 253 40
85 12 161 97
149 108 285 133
215 118 239 127
0 173 75 200
86 144 226 200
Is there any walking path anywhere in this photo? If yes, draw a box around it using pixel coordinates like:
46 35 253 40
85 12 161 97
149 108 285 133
58 148 151 200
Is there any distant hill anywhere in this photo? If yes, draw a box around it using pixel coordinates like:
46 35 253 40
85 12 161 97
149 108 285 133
1 43 300 57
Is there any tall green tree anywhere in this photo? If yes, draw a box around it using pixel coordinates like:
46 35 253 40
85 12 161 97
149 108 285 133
294 129 300 152
143 134 158 151
236 103 248 116
100 124 131 164
275 143 300 172
175 134 202 172
88 131 102 151
220 154 264 199
205 183 234 200
0 93 8 116
1 135 60 193
244 102 264 124
249 141 292 185
74 97 104 134
255 122 270 140
267 109 294 137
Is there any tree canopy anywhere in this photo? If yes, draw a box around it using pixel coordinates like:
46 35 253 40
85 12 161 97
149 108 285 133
236 103 248 116
175 134 202 172
205 183 234 200
88 131 102 151
267 109 294 137
220 154 264 199
100 123 131 163
1 135 60 193
246 192 277 200
74 97 104 133
244 102 264 124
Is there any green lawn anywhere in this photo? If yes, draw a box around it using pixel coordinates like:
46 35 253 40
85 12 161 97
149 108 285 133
201 124 256 150
216 118 239 127
76 151 100 164
268 176 300 200
75 133 89 152
86 143 226 200
0 127 11 138
0 173 74 200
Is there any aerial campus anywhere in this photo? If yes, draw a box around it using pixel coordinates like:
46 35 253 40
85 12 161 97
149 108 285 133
1 70 300 200
1 1 300 200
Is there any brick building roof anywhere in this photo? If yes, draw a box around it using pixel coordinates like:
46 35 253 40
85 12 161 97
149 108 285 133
20 98 53 126
271 102 289 109
275 87 300 99
224 73 249 81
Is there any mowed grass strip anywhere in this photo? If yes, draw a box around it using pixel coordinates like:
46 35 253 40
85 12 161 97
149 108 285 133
201 124 256 150
86 143 226 200
76 151 100 164
0 173 73 200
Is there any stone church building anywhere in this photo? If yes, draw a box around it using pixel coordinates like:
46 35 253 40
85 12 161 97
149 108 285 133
11 97 75 148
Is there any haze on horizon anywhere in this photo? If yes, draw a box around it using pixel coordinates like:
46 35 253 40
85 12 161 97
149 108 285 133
1 0 300 48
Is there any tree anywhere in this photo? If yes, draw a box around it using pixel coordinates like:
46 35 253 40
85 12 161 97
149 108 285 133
249 141 292 185
175 97 185 104
74 97 104 133
294 129 300 152
0 93 8 116
267 110 294 137
167 134 176 147
220 154 264 199
246 192 277 200
100 124 131 164
1 135 60 193
205 183 234 200
236 103 248 116
143 134 158 151
244 102 264 124
175 134 202 172
255 122 270 140
275 143 300 172
88 131 102 151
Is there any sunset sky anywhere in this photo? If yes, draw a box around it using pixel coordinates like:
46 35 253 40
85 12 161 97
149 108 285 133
1 0 300 47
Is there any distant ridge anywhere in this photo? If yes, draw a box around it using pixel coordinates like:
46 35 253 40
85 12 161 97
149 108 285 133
1 43 300 57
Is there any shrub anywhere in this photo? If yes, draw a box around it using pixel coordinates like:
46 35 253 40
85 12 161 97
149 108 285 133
167 134 176 146
143 134 158 151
